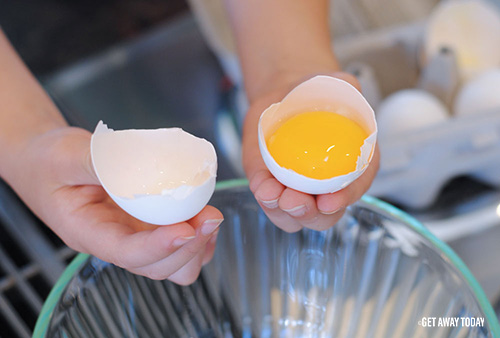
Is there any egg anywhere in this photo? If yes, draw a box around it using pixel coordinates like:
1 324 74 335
454 69 500 116
424 0 500 82
91 121 217 225
258 76 377 195
376 89 449 138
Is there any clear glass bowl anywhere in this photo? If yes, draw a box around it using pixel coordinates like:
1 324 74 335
35 180 500 337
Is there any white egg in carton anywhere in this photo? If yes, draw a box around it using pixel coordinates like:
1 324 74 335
336 0 500 208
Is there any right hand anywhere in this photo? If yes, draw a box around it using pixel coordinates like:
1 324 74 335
242 71 380 233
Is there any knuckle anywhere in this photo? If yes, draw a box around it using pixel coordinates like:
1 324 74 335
175 270 201 286
255 177 278 199
202 255 214 266
278 224 302 233
183 244 202 256
307 222 334 232
144 269 169 281
61 236 84 253
110 251 128 269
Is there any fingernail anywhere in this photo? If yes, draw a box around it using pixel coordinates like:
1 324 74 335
201 219 223 236
172 236 195 247
319 207 345 215
282 205 307 217
260 198 279 209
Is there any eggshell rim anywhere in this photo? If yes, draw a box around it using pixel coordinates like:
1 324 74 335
90 121 217 200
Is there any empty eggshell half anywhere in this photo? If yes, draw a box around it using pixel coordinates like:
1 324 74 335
258 75 377 195
91 121 217 225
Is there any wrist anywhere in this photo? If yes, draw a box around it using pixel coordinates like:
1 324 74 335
0 118 67 181
245 53 341 103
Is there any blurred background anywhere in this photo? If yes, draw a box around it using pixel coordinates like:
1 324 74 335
1 0 500 337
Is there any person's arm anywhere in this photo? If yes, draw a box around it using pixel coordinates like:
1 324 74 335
223 0 380 232
0 30 222 283
223 0 339 101
0 31 66 177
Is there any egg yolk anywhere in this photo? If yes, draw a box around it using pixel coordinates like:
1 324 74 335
267 111 368 179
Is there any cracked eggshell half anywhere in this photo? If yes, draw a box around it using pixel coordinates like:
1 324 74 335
91 121 217 225
258 76 377 195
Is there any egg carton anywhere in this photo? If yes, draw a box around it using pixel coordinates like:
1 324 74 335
334 20 500 208
193 0 500 209
368 109 500 208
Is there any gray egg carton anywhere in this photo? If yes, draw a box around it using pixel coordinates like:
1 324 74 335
368 109 500 208
335 22 500 208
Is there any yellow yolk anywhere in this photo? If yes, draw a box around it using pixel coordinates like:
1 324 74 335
267 111 368 179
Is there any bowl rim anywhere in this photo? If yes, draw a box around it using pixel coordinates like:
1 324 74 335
33 178 500 337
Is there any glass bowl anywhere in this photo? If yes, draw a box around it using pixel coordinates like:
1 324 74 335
35 179 500 337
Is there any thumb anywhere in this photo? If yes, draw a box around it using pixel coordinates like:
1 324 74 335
75 129 100 186
81 142 100 185
51 127 100 186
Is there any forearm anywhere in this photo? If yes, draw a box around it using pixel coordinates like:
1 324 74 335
222 0 339 101
0 30 67 178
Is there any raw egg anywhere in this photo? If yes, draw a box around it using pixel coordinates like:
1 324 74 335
258 76 377 195
376 89 449 138
454 69 500 116
424 0 500 82
91 121 217 225
267 111 368 179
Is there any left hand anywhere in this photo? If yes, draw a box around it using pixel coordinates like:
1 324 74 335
6 127 223 284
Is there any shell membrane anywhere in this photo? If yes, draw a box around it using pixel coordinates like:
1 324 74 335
91 121 217 225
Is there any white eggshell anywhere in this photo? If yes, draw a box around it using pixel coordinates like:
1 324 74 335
91 121 217 225
454 69 500 116
425 0 500 82
258 76 377 195
377 89 449 138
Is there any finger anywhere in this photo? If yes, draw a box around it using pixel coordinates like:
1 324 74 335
253 173 285 208
278 188 341 231
253 177 302 232
73 205 221 270
202 230 219 266
131 215 223 280
278 188 316 219
187 205 224 232
106 223 197 269
131 231 210 281
166 250 205 285
260 201 303 233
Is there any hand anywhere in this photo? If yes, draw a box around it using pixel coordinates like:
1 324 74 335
242 72 380 232
8 127 223 284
